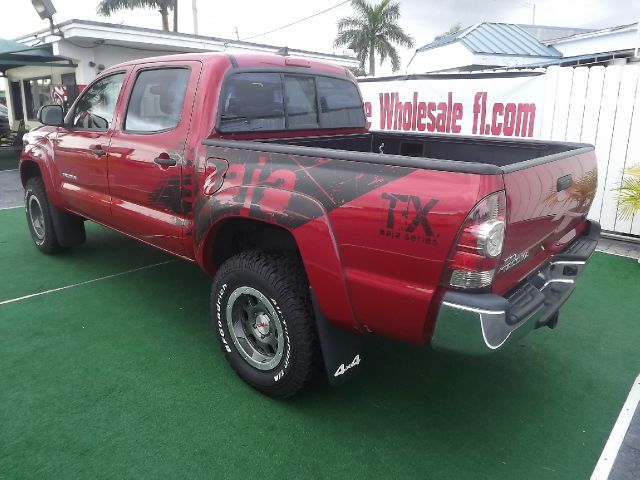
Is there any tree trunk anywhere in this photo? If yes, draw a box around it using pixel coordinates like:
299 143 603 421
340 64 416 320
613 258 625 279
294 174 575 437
160 6 169 31
369 42 375 77
173 0 178 32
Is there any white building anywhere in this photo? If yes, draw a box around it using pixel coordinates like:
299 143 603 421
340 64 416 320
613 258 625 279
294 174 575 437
407 22 640 74
538 23 640 66
2 19 359 128
407 23 564 74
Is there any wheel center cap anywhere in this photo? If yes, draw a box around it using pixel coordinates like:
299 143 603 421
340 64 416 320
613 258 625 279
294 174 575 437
254 313 271 336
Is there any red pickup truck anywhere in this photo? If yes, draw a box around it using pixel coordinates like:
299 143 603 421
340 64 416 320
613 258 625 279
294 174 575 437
22 53 599 397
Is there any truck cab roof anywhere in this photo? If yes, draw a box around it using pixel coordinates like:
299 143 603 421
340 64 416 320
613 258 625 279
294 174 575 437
103 52 354 79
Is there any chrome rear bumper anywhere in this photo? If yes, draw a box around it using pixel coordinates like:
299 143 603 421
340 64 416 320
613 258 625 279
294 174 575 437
430 221 600 354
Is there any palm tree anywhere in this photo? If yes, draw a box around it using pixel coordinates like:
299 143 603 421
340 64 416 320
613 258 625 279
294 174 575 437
96 0 178 32
334 0 414 76
434 22 462 41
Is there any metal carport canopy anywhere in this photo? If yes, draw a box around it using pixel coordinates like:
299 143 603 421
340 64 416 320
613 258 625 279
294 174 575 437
0 38 76 73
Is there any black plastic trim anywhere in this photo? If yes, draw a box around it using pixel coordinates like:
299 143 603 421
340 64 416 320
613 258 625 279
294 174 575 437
442 220 600 329
500 146 593 173
203 138 504 174
357 71 546 82
48 201 86 247
226 54 238 68
310 289 363 386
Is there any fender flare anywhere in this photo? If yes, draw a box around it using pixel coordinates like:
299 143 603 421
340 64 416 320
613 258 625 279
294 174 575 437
194 185 358 331
20 139 64 209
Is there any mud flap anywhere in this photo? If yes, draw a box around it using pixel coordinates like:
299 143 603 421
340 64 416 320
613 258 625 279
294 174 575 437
310 289 363 386
49 202 86 247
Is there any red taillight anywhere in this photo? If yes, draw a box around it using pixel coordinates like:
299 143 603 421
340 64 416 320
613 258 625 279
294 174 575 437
443 191 506 290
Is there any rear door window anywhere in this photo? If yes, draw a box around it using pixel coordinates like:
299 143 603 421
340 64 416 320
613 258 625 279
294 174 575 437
219 73 285 132
124 68 190 132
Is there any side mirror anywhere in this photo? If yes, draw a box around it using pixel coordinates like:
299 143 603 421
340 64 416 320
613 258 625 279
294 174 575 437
37 105 64 127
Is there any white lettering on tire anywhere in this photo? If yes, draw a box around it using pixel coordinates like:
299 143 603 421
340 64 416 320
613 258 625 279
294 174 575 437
216 283 231 352
271 297 290 383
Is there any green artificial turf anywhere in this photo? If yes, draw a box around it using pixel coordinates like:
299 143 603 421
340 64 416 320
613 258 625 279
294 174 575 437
1 208 639 479
0 150 19 171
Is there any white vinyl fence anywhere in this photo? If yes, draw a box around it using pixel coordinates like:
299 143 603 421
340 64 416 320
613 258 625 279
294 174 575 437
540 65 640 236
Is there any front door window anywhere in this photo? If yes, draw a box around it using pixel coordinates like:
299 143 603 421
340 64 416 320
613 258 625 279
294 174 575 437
71 73 125 130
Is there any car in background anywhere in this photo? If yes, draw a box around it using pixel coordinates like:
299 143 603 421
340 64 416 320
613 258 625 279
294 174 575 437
0 104 9 138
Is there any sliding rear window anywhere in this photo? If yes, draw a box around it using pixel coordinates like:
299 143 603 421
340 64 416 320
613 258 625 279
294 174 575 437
218 72 364 132
317 76 365 128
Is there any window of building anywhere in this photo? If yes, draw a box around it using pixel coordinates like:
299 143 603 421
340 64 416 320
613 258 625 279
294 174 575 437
72 72 125 130
24 76 52 120
124 68 190 132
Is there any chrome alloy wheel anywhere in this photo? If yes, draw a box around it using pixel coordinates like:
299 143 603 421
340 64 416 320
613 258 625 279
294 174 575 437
28 195 45 242
226 286 285 371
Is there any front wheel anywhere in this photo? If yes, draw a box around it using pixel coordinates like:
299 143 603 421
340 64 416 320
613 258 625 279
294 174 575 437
211 250 320 398
24 177 65 254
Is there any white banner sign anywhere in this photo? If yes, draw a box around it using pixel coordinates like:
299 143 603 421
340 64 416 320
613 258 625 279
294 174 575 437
358 74 546 139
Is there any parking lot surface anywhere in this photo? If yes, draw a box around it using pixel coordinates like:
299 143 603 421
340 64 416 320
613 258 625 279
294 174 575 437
1 205 639 479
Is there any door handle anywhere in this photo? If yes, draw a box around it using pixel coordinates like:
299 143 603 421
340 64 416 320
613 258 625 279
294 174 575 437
91 147 107 156
154 155 177 167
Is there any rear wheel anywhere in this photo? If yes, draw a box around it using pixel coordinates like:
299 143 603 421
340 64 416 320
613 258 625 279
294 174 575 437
211 250 319 398
24 177 65 254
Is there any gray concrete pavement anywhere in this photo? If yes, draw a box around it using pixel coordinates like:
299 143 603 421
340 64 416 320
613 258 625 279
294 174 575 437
597 236 640 261
0 169 22 209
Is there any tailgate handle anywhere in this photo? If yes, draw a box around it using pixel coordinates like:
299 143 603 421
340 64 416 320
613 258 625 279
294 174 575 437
557 174 573 192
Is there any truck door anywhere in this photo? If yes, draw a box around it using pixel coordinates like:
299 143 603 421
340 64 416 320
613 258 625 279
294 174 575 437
53 71 127 222
107 62 201 255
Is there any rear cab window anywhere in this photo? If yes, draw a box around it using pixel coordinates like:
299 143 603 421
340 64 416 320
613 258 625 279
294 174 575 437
218 71 364 133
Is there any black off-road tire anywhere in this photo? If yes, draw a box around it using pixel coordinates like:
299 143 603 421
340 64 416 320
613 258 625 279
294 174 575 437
24 177 66 254
211 250 320 398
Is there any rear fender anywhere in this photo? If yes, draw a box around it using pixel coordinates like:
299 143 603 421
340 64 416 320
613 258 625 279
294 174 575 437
195 185 358 330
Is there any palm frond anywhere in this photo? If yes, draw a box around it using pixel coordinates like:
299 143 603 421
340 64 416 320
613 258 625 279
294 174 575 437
334 30 367 49
350 0 373 17
98 0 153 15
379 23 414 48
614 164 640 220
337 16 365 31
376 39 401 71
616 176 640 220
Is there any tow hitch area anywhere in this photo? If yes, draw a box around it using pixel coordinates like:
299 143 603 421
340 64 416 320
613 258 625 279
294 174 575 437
431 221 600 354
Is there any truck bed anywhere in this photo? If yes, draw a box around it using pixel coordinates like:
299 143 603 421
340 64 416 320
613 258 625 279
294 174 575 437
203 131 597 299
206 132 592 174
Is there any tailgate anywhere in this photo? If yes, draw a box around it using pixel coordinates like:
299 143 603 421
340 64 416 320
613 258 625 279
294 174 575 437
492 148 597 295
